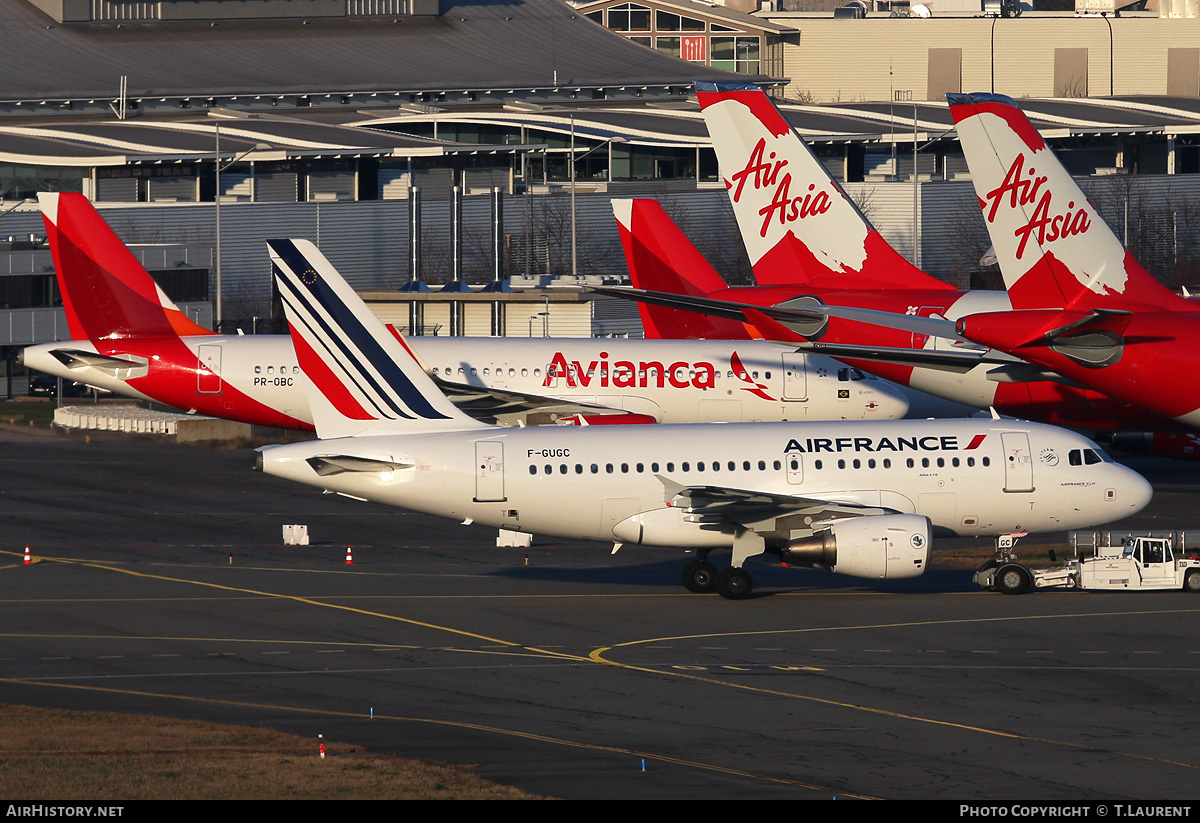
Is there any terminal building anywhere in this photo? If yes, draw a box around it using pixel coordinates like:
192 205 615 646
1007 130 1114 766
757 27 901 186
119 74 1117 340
3 0 1200 392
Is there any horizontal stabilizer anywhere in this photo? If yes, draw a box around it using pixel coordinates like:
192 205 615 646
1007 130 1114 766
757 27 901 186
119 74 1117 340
306 455 415 477
50 348 146 373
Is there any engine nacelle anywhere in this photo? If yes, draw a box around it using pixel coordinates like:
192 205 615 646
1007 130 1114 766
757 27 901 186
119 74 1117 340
778 514 931 579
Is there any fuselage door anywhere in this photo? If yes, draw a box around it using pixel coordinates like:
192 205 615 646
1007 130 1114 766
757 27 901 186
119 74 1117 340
474 440 506 502
1001 431 1034 493
786 452 804 485
197 344 223 395
781 353 807 402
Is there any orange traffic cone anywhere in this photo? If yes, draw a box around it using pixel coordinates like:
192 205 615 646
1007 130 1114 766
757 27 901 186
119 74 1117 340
23 545 31 565
344 545 354 565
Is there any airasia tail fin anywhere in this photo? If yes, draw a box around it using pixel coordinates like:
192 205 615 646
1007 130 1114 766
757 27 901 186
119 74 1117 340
696 81 948 292
948 92 1189 313
39 193 215 341
612 199 747 339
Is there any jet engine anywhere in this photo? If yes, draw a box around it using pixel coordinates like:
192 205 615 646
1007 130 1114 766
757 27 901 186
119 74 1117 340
778 514 931 579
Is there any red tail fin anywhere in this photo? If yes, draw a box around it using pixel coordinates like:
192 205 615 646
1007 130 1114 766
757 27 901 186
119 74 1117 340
696 81 950 292
40 193 211 340
948 92 1189 313
613 199 747 339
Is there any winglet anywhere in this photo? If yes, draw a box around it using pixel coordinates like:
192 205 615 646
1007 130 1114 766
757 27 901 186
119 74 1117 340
696 82 949 291
269 238 486 438
948 92 1188 313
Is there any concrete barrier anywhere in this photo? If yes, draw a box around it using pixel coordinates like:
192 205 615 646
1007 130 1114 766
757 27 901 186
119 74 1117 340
54 405 251 442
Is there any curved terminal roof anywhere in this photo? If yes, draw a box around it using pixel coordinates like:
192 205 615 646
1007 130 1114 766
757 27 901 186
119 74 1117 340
0 0 760 113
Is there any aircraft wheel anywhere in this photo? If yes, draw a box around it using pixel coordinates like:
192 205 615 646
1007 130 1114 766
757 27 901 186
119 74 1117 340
716 567 753 601
995 563 1031 596
682 560 718 593
1183 570 1200 594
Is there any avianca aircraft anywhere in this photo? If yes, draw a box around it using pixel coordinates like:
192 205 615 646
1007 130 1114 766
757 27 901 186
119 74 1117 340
948 92 1200 429
19 193 907 429
255 237 1152 599
598 80 1190 436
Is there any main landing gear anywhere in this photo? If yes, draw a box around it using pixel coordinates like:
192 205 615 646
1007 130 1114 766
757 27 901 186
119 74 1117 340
682 556 754 600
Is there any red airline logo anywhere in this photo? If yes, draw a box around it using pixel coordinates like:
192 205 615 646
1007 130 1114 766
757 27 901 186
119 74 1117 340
541 351 778 399
728 138 832 238
983 153 1091 260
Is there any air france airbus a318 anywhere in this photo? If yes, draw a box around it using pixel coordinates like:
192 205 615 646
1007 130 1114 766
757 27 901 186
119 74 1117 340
255 238 1151 599
19 193 905 429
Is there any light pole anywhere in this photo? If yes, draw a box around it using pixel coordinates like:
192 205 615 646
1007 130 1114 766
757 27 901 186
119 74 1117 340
568 118 625 277
214 124 270 332
0 198 36 239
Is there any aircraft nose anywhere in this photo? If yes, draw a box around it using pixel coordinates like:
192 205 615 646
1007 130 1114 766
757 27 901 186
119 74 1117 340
1115 465 1153 514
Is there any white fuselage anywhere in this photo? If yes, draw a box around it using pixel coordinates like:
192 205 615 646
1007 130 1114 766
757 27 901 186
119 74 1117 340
257 418 1151 546
22 335 908 426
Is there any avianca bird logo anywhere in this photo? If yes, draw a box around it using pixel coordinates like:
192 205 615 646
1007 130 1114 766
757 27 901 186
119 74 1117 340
730 351 776 400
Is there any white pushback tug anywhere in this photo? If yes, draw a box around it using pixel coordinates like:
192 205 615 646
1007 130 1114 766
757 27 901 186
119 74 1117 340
978 531 1200 595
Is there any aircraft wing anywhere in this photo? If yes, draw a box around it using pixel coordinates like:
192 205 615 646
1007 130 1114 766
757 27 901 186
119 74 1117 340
592 287 1040 377
590 286 978 344
432 375 653 426
664 482 890 530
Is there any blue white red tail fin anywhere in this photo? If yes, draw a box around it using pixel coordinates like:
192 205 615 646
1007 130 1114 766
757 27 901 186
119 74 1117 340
948 92 1189 313
39 193 215 340
613 199 746 339
696 81 948 291
269 238 485 438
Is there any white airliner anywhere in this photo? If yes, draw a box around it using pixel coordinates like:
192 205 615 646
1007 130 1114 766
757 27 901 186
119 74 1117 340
19 192 906 428
255 238 1153 599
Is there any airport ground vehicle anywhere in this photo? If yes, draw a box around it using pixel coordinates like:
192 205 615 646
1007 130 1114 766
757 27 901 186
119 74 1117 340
976 532 1200 594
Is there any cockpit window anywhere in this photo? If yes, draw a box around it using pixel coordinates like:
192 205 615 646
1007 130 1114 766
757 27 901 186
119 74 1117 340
1070 448 1111 466
837 367 867 382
